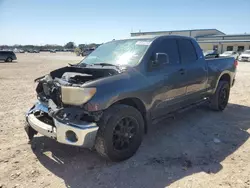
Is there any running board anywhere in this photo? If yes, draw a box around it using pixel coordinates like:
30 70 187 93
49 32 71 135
152 98 209 125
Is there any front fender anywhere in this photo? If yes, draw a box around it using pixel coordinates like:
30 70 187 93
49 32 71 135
83 88 149 112
81 68 150 112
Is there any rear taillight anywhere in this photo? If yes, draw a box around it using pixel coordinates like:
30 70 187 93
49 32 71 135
234 60 238 67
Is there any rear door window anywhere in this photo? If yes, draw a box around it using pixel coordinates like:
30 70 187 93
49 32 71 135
178 39 198 63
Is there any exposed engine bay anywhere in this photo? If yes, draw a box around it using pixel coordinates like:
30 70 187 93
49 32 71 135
35 66 121 106
31 65 123 125
38 65 120 86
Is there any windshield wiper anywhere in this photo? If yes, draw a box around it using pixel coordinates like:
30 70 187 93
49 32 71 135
93 63 116 67
69 62 90 67
70 62 115 68
93 63 128 72
71 62 127 70
93 63 127 70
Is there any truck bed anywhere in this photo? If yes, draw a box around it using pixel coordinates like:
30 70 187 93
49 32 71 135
206 57 236 92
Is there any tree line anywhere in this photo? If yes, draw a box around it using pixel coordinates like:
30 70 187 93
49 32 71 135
0 42 101 51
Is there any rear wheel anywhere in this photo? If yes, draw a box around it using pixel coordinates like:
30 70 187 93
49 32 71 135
5 57 12 62
95 104 144 161
209 81 230 111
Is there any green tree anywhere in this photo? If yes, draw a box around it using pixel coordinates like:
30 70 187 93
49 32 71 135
87 43 98 49
78 44 86 51
64 42 75 49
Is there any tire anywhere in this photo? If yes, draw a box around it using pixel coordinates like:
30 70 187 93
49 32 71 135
95 104 144 161
5 57 12 62
209 81 230 111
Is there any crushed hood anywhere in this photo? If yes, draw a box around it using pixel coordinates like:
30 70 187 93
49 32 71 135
35 65 123 106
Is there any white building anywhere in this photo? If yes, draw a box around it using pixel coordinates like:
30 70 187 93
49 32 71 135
130 29 250 53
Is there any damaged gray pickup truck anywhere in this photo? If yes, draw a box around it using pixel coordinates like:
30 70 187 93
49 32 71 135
25 35 237 161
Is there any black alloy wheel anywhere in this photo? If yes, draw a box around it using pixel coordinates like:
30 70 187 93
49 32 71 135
210 81 230 111
112 116 137 151
95 104 144 161
6 57 12 62
218 87 229 110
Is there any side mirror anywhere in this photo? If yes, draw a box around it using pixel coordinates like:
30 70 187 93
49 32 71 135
152 53 168 67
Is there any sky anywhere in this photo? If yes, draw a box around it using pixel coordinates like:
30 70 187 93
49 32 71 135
0 0 250 46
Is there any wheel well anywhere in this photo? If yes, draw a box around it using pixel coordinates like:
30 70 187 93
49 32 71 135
219 74 231 84
114 98 148 133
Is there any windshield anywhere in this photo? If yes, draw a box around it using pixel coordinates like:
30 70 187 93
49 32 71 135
243 50 250 54
79 39 152 66
223 51 233 55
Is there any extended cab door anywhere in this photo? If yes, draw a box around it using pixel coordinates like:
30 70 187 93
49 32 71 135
177 38 208 102
148 38 187 119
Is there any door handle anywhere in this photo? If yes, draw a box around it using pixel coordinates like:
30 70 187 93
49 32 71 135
179 68 185 75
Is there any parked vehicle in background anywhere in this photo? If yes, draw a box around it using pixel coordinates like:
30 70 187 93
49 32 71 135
238 50 250 62
0 51 17 62
13 49 20 53
19 49 25 53
33 50 40 53
220 51 239 59
81 48 95 56
27 49 34 53
203 50 219 59
25 35 237 161
50 49 56 53
63 49 74 52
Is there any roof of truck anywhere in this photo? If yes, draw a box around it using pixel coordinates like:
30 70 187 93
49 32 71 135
119 35 195 41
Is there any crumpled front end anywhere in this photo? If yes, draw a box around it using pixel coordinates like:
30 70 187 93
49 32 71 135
25 100 99 148
25 66 108 148
24 66 118 147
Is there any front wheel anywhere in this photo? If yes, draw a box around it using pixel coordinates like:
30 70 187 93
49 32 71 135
95 104 144 161
6 57 12 62
209 81 230 111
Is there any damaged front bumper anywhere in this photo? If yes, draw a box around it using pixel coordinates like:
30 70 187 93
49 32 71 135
25 101 99 148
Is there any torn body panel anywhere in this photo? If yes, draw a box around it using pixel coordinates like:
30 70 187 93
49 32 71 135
33 65 123 130
25 66 118 146
35 66 120 106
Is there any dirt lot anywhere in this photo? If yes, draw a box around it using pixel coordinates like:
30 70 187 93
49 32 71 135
0 52 250 188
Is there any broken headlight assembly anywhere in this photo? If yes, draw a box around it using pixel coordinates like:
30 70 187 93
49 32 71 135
61 86 96 106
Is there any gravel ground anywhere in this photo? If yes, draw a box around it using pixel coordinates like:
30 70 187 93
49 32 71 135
0 53 250 188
